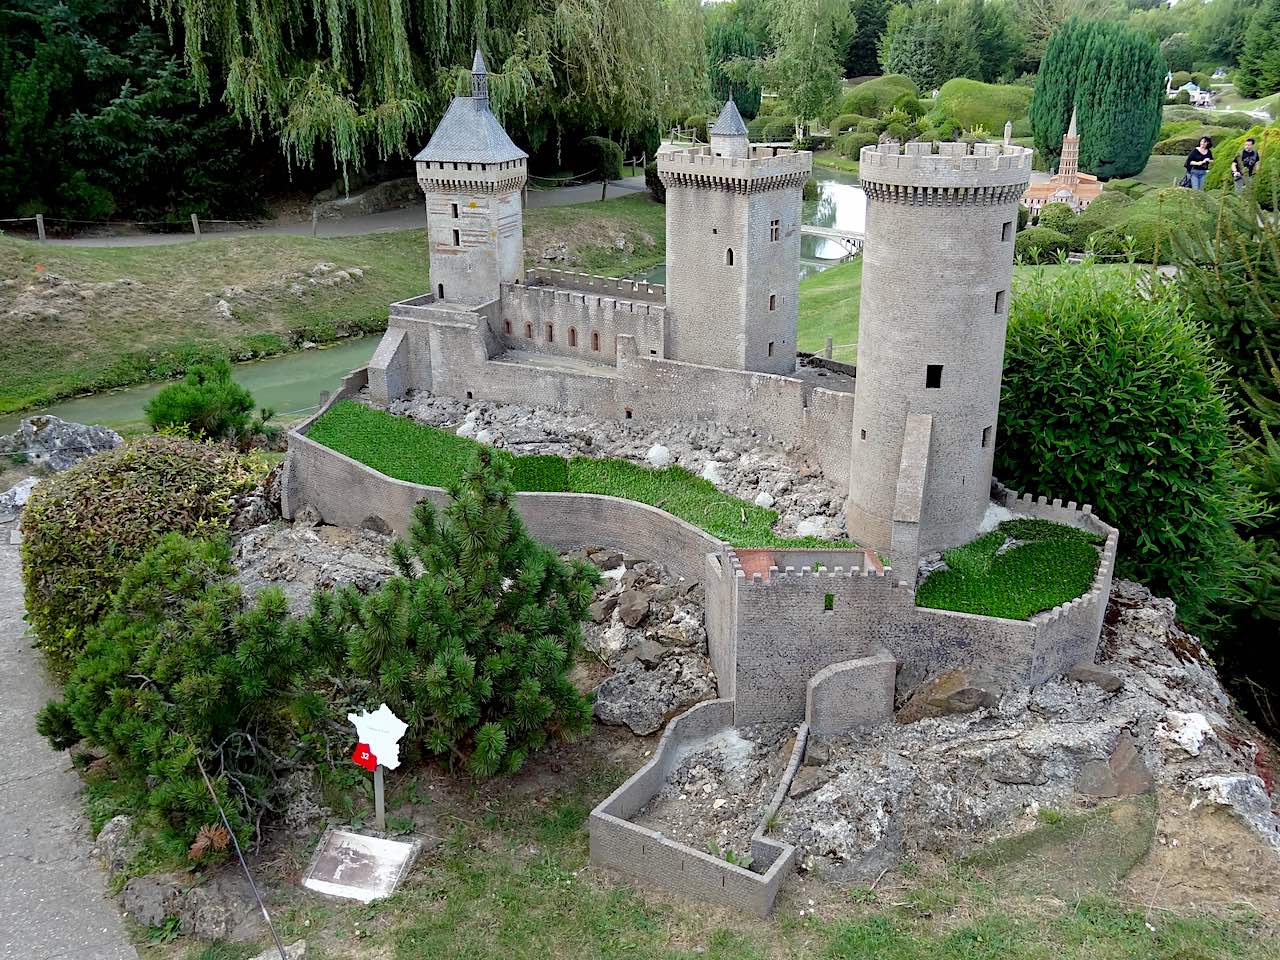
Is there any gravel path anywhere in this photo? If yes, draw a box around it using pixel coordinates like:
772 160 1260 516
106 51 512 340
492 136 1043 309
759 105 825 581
0 540 137 960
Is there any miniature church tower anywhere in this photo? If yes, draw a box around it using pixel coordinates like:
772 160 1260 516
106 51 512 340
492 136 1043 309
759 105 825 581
414 50 528 306
657 100 811 376
1058 107 1080 184
846 141 1033 562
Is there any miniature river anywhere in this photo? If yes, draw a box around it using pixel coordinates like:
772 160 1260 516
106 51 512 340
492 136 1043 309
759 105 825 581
4 172 863 434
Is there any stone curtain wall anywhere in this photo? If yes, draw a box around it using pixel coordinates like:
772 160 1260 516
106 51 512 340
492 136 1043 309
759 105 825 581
524 268 665 304
497 283 667 363
588 699 800 917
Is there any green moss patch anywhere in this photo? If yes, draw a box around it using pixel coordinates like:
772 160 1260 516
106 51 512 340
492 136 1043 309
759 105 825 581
915 518 1105 620
307 400 853 549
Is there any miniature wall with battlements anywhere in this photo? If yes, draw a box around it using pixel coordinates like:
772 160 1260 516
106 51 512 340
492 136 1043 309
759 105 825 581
496 281 667 363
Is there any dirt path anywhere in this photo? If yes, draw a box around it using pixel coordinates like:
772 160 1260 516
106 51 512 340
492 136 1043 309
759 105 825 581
0 539 138 960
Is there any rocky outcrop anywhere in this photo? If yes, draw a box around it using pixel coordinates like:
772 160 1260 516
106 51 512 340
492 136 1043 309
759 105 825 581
0 415 121 472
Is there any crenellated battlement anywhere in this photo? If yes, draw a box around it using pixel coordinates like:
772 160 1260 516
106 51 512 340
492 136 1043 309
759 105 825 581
859 141 1032 201
657 144 811 193
416 157 527 194
728 549 900 585
502 281 666 318
522 268 666 304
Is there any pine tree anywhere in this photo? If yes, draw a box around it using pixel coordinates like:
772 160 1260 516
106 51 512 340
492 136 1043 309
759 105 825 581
845 0 889 78
1237 0 1280 99
1029 18 1164 179
340 450 598 777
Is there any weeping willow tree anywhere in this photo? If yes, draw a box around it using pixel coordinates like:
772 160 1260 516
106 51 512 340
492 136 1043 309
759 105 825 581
154 0 707 175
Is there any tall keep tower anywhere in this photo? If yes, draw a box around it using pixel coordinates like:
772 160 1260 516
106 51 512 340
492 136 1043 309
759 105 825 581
414 50 527 305
846 141 1033 559
1058 107 1080 184
657 101 811 375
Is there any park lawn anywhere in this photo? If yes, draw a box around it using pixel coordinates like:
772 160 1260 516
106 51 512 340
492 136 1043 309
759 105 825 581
810 149 860 176
1132 154 1187 188
0 195 666 415
797 260 860 363
307 399 852 549
915 518 1105 620
1214 86 1280 118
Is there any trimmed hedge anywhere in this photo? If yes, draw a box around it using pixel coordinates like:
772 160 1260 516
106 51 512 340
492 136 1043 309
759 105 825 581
1015 226 1070 263
935 78 1033 135
307 400 853 549
1206 125 1280 208
829 113 866 134
1152 126 1236 155
1066 192 1134 250
1087 187 1225 263
842 75 918 119
839 132 879 159
1035 202 1076 234
20 435 264 670
762 118 795 142
1161 106 1257 130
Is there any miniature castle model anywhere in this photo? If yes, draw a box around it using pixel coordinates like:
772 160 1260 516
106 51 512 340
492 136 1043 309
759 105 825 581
286 51 1120 916
1021 107 1103 215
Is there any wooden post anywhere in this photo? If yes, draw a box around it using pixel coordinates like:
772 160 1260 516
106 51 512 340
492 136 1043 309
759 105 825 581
824 337 833 359
35 213 45 242
311 208 318 238
190 213 201 240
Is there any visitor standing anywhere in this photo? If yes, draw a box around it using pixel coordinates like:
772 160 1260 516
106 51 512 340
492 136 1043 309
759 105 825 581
1185 137 1214 190
1232 137 1260 193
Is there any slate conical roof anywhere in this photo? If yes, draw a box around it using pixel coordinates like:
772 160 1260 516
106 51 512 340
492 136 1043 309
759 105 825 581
414 49 527 165
709 99 748 137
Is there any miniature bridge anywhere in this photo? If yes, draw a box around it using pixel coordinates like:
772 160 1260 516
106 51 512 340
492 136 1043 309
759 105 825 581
800 225 864 257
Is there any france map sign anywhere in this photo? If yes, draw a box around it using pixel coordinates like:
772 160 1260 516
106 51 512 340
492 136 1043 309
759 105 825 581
347 704 408 771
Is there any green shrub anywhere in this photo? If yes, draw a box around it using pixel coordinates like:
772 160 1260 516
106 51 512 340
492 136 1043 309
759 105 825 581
684 114 708 142
1018 205 1029 231
842 75 918 118
1161 106 1255 130
1087 188 1224 264
20 435 264 670
1152 126 1236 155
1035 202 1076 234
839 132 879 159
345 452 597 776
1191 72 1213 90
37 534 342 852
1066 192 1134 250
1171 71 1193 88
998 267 1248 625
1104 178 1143 197
891 92 925 119
746 116 771 141
1015 226 1070 263
916 519 1105 620
803 177 820 201
857 117 882 134
763 118 794 142
644 161 664 203
579 136 623 182
1173 90 1192 105
795 135 831 152
829 113 865 134
936 78 1033 135
144 359 256 442
1207 125 1280 209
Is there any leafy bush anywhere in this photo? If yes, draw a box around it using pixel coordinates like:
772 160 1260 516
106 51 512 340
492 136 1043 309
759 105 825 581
842 75 919 118
839 132 879 159
829 113 865 134
307 400 850 548
21 435 264 670
935 78 1032 135
1087 188 1224 263
684 114 708 142
1035 202 1076 234
1206 125 1280 209
644 161 664 203
1172 90 1192 105
144 358 267 444
746 116 771 141
1171 70 1193 88
1152 126 1236 155
37 534 342 852
1161 106 1256 130
579 137 623 182
1065 192 1134 250
915 519 1105 620
1015 226 1069 263
803 177 820 201
343 453 596 776
891 92 925 119
998 267 1248 625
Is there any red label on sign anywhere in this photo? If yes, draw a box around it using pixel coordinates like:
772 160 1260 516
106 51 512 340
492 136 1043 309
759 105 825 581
352 742 377 771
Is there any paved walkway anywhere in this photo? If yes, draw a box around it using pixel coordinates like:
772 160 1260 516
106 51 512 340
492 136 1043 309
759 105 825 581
41 176 648 248
0 539 138 960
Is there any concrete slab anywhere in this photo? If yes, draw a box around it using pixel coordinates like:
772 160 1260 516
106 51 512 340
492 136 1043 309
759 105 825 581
301 827 420 904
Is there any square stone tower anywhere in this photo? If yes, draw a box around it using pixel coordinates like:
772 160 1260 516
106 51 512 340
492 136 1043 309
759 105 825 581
414 50 528 305
657 101 811 375
846 141 1033 559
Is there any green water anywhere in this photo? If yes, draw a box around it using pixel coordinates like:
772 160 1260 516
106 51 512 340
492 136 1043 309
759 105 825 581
0 335 381 435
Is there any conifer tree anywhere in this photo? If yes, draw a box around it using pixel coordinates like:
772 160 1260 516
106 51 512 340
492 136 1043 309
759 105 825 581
340 450 598 777
1237 0 1280 99
1030 18 1164 179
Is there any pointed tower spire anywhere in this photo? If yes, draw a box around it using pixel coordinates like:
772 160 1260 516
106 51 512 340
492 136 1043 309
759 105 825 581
471 48 488 100
1066 106 1077 138
708 98 750 158
1059 105 1080 183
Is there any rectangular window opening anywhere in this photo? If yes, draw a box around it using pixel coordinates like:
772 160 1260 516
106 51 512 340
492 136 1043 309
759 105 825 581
768 293 777 311
860 429 867 441
995 290 1006 314
624 407 633 420
547 324 554 342
1001 220 1012 242
982 425 993 448
767 341 775 357
451 202 459 218
769 218 781 242
465 390 473 400
823 593 834 612
926 364 943 389
452 228 460 247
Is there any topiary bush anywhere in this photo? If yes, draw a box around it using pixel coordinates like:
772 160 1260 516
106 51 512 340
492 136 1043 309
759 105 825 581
644 161 664 203
20 435 264 670
36 534 343 854
1035 202 1076 234
341 450 598 776
998 267 1248 626
1161 106 1255 130
684 114 708 142
1152 126 1236 155
839 131 879 159
935 78 1033 135
1065 192 1134 250
829 113 865 134
842 74 919 119
1086 188 1225 263
1015 226 1069 263
1206 125 1280 209
144 358 259 443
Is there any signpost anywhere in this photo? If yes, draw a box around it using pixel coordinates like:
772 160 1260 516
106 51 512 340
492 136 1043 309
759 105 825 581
347 704 407 833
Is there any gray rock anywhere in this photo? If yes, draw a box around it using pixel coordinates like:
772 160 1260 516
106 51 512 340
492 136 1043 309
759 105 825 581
250 941 307 960
804 739 830 767
0 415 121 471
896 668 1001 723
588 596 618 624
178 875 264 942
1068 661 1123 693
94 814 141 876
294 503 322 527
119 874 184 928
635 638 669 668
1191 774 1280 850
617 589 650 628
593 655 717 735
788 765 833 799
0 476 38 521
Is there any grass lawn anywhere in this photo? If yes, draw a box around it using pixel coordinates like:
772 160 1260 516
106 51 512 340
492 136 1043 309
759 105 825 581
307 400 852 549
0 195 665 416
1213 86 1280 117
915 518 1105 620
797 260 860 363
810 149 860 176
1132 154 1187 188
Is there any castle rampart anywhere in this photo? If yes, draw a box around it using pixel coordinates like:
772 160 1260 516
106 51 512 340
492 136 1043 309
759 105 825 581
523 268 666 303
497 282 667 363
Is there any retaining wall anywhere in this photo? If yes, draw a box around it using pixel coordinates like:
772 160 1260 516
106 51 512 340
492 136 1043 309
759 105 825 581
806 652 898 736
588 699 799 917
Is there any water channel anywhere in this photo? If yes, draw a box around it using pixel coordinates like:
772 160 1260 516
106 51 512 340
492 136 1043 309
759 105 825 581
4 170 865 434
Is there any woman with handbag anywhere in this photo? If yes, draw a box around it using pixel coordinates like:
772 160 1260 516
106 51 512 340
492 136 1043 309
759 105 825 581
1184 137 1213 190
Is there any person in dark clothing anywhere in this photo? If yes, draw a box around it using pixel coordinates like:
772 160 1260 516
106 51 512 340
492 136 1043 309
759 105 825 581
1185 137 1214 190
1233 137 1260 193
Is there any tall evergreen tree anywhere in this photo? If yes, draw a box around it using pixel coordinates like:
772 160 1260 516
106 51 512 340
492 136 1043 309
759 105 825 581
1029 18 1164 179
709 19 762 117
845 0 890 77
1237 0 1280 98
339 451 598 777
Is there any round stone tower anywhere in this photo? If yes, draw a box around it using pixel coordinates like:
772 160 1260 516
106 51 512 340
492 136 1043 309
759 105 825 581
846 141 1033 559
